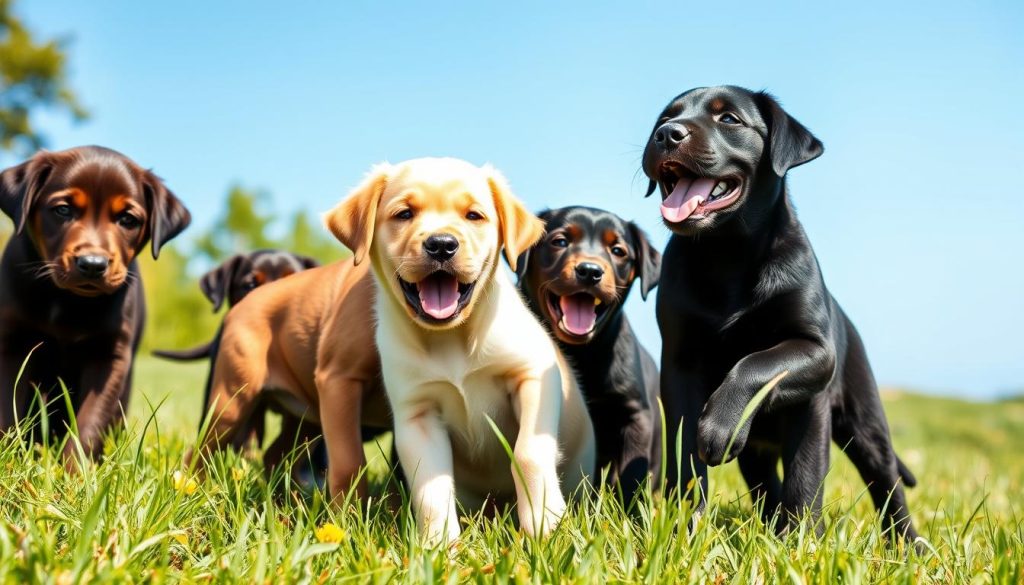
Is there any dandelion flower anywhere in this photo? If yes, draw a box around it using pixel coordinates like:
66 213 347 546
172 470 198 495
315 522 345 544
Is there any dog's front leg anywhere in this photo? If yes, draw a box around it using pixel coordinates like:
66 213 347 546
393 404 460 546
510 367 566 538
698 338 835 466
317 377 368 500
68 338 133 466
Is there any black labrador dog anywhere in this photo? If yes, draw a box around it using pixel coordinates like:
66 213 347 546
154 250 327 485
0 146 190 466
517 206 662 505
642 86 918 541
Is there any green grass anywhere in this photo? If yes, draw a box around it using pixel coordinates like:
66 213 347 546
0 357 1021 583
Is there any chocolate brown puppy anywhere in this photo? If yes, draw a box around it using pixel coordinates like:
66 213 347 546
0 146 190 464
517 206 661 506
642 86 918 541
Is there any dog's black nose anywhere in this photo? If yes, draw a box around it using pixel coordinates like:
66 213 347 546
424 234 459 261
574 262 604 285
75 255 109 278
653 122 690 149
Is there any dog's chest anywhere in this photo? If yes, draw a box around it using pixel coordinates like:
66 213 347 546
396 336 520 456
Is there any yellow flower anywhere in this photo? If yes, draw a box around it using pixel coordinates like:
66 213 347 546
314 522 345 544
172 470 198 495
231 467 245 481
172 532 188 546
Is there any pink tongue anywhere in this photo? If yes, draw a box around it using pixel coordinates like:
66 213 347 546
660 177 717 222
418 273 460 319
559 294 597 335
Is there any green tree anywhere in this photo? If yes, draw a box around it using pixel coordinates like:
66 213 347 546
0 0 88 155
279 210 348 265
193 184 275 263
137 245 220 353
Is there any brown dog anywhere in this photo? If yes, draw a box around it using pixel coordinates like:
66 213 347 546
0 146 190 464
153 250 324 479
190 256 391 499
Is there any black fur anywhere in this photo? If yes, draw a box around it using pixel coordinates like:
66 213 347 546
518 206 662 506
642 86 917 541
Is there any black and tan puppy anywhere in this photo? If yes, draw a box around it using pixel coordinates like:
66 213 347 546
642 86 918 541
154 250 318 361
153 250 324 478
517 206 662 505
0 146 190 465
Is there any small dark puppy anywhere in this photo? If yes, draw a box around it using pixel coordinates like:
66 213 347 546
642 86 918 541
517 206 662 505
0 146 190 464
153 250 318 361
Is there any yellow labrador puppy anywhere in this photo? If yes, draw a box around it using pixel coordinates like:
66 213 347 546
326 158 595 544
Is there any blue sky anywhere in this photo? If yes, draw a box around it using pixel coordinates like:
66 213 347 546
9 1 1023 398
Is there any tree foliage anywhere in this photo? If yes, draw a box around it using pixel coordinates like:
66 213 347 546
0 0 88 155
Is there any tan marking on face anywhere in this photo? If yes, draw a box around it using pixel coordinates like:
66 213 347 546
253 271 267 285
109 195 129 215
564 224 582 242
70 189 89 210
602 228 619 247
710 98 725 112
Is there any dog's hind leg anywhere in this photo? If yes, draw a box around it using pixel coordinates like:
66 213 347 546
832 323 919 542
188 326 266 468
737 448 782 526
779 396 831 537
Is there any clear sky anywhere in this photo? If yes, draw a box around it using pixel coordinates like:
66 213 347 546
9 0 1023 398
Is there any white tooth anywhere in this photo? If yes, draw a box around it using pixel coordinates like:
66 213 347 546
712 181 726 196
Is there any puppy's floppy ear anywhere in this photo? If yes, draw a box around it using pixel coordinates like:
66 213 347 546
486 167 544 274
627 221 662 301
324 164 390 265
143 171 191 259
756 92 824 177
199 254 248 312
0 154 55 234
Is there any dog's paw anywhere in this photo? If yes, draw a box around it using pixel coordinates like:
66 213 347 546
697 408 749 466
520 499 566 539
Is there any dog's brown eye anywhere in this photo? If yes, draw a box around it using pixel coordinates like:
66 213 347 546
395 209 414 220
551 236 569 248
611 245 627 258
117 213 141 229
719 112 742 125
53 204 73 219
466 211 484 221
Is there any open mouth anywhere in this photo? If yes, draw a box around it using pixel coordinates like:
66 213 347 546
657 162 742 223
546 291 609 338
399 271 476 323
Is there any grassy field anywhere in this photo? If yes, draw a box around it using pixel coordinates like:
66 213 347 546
0 356 1021 583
